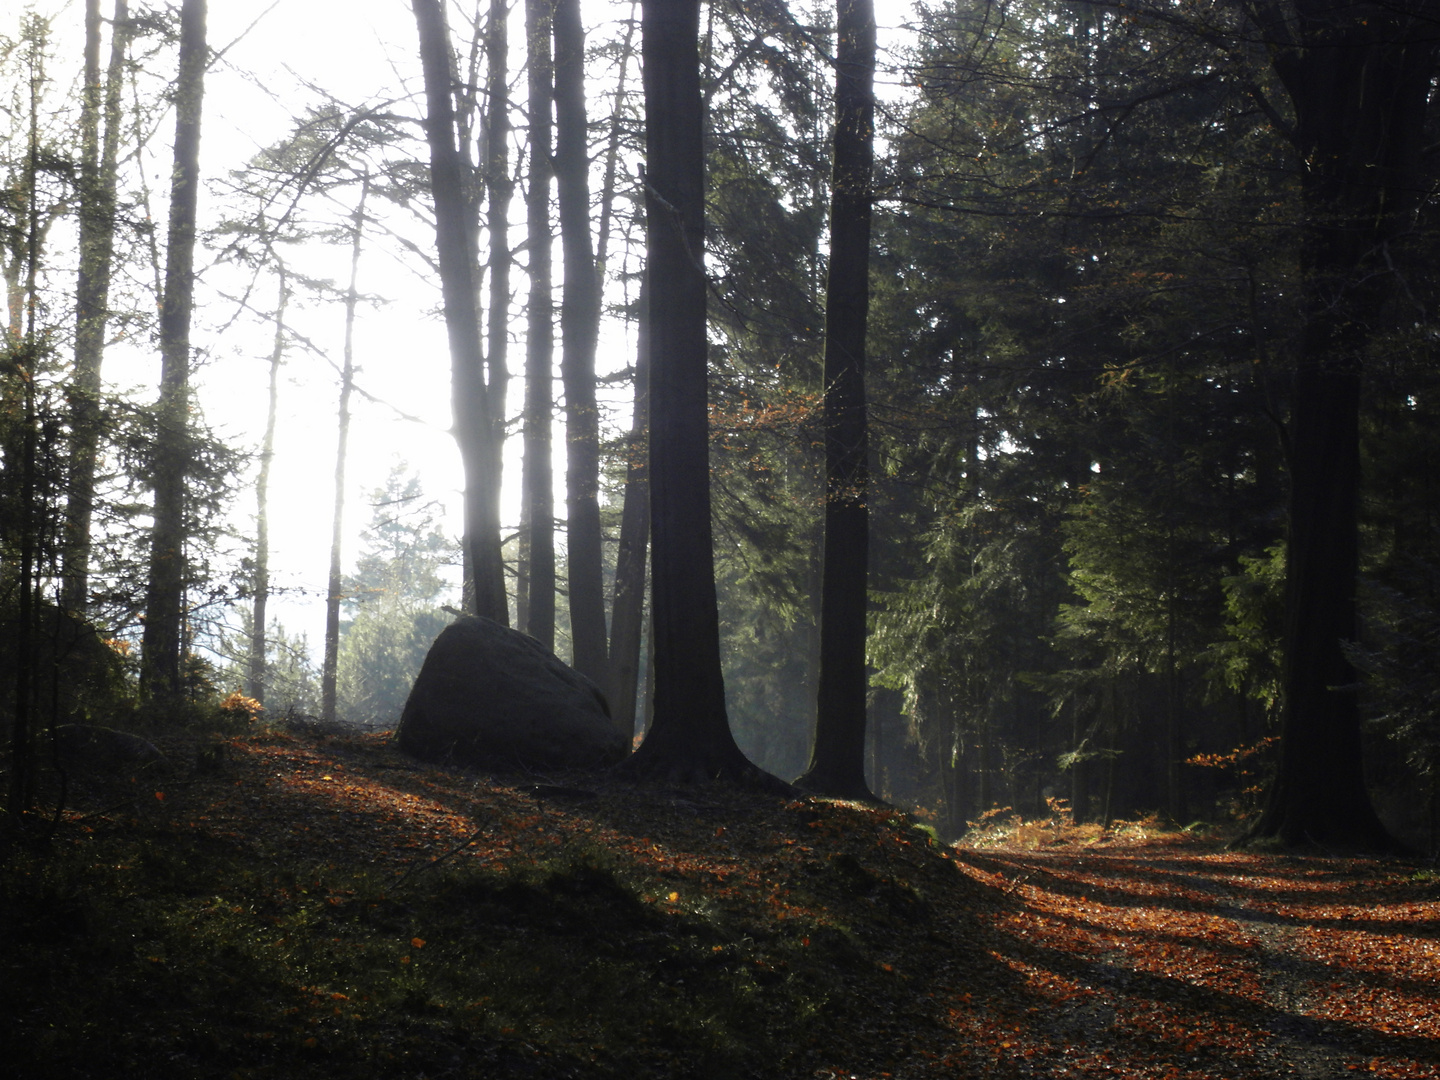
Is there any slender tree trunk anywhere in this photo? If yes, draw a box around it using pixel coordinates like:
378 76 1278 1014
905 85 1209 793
411 0 508 624
6 52 45 818
140 0 206 702
9 370 39 819
321 177 368 724
63 0 130 614
249 264 288 705
978 707 992 815
553 0 607 682
484 0 513 620
1162 382 1185 823
619 0 767 785
521 0 556 649
593 1 637 277
1070 708 1090 823
796 0 877 800
597 5 642 729
608 281 651 736
1244 0 1435 851
516 503 531 630
942 695 962 837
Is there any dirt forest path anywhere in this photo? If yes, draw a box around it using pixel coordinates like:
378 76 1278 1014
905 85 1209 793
953 845 1440 1079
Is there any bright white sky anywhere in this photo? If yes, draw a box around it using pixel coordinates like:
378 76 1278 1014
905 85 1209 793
20 0 921 656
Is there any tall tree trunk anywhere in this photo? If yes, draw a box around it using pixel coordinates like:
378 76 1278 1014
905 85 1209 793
608 281 650 737
483 0 513 620
140 0 206 702
521 0 556 650
1243 0 1436 850
795 0 877 800
63 0 130 614
597 4 642 730
321 177 368 724
249 263 287 704
411 0 508 624
6 43 45 818
553 0 607 682
619 0 766 785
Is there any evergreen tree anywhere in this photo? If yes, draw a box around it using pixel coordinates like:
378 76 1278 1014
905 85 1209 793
336 465 456 729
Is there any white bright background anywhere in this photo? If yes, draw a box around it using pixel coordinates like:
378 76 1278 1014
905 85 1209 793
18 0 919 657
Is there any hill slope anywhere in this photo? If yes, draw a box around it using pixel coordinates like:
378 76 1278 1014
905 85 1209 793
3 727 1437 1078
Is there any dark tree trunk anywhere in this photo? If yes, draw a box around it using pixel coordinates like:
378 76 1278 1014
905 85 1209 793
140 0 206 702
64 0 130 614
411 0 508 625
1242 0 1437 851
321 178 367 725
521 0 556 649
618 0 771 786
483 0 513 619
608 281 650 738
795 0 877 801
249 264 287 704
553 0 608 684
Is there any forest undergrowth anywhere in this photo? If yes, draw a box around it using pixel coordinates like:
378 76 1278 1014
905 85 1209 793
2 726 1438 1079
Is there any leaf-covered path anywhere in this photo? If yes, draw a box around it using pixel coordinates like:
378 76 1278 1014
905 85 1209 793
4 727 1438 1079
954 846 1440 1079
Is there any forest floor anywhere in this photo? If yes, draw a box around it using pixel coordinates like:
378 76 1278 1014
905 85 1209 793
2 724 1438 1079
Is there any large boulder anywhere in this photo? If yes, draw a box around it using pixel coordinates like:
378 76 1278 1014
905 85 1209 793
396 616 626 771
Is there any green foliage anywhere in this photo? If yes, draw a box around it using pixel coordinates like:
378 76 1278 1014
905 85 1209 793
0 601 135 727
334 465 456 729
861 0 1297 825
337 607 450 730
1213 543 1285 722
263 622 323 718
1349 561 1440 781
217 613 322 720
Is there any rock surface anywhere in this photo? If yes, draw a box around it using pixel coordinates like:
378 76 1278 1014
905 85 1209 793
396 616 625 771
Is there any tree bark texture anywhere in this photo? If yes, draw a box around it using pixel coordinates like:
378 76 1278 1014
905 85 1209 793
795 0 877 801
553 0 608 685
521 0 557 650
608 281 651 738
64 0 130 614
619 0 764 784
484 0 513 619
411 0 509 625
1243 0 1437 850
140 0 206 702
